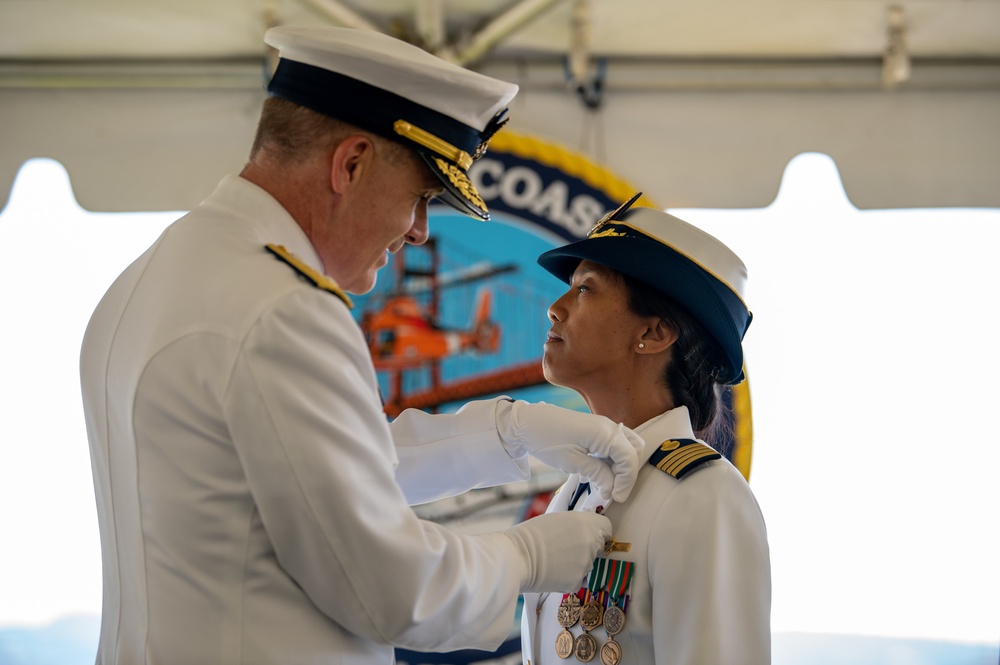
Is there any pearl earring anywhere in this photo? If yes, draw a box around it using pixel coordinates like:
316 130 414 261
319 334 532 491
638 343 645 349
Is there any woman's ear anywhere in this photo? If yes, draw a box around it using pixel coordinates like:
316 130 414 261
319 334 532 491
330 135 374 194
637 317 678 354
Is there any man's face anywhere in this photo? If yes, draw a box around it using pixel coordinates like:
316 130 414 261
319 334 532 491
323 143 443 295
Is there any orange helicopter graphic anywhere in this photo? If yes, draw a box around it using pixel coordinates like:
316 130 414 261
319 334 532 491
360 256 515 371
357 238 549 417
363 288 500 370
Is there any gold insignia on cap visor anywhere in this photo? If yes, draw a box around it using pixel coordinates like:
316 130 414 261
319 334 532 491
433 157 488 215
589 226 627 240
589 192 643 236
263 26 519 221
394 120 473 171
623 219 747 309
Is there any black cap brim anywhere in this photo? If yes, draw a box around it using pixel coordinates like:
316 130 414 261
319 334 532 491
416 151 490 221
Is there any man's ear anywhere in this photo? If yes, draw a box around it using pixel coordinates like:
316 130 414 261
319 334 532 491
638 317 678 355
330 135 375 194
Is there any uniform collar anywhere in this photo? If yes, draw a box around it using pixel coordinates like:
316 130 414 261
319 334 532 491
633 406 698 461
208 175 325 275
553 406 701 515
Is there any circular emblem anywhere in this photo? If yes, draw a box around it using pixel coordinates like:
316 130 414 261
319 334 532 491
600 638 623 665
603 604 626 636
574 632 599 663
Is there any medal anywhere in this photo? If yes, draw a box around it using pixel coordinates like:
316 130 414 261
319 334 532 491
555 592 582 658
555 629 575 659
600 637 622 665
602 559 633 636
552 555 626 664
573 632 599 663
579 597 604 632
577 558 608 662
601 560 632 635
580 558 608 631
557 593 582 629
599 559 634 664
602 604 625 635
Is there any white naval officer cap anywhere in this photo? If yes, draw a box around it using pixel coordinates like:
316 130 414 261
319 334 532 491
264 25 519 221
538 194 752 385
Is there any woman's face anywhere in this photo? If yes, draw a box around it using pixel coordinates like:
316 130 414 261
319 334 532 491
543 260 647 396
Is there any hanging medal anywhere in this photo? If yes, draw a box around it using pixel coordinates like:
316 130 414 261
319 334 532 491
575 558 608 663
554 593 582 659
599 559 634 665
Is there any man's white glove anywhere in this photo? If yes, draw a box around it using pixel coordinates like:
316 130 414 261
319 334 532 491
497 400 644 503
503 512 612 593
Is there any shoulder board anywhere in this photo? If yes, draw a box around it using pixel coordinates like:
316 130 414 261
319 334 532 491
648 438 721 479
265 244 353 309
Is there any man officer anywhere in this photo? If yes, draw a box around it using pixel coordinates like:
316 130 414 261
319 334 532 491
80 25 643 664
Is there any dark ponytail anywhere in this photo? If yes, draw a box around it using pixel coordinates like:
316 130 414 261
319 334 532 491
619 273 732 447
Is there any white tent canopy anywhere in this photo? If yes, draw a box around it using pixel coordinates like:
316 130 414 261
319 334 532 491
2 0 999 212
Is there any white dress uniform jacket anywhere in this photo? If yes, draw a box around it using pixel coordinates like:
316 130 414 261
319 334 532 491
521 407 771 665
81 175 533 665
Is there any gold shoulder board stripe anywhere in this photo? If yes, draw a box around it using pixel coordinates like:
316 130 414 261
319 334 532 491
265 244 353 309
648 438 721 479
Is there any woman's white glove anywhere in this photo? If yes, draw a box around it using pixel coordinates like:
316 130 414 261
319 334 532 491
502 512 612 593
497 399 644 503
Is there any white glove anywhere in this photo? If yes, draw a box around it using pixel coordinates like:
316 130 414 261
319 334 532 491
502 512 612 593
497 400 644 503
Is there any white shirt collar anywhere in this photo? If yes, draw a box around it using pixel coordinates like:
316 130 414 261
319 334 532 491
633 406 698 462
207 175 325 275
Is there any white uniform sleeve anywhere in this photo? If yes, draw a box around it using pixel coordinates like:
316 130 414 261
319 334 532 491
649 463 771 665
222 289 523 651
391 398 530 505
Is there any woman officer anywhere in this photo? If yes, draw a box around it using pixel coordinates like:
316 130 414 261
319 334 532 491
520 195 771 665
